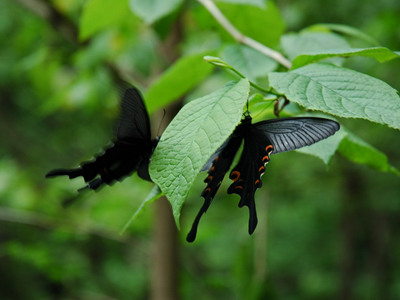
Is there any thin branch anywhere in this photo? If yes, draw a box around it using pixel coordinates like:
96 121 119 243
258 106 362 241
197 0 292 69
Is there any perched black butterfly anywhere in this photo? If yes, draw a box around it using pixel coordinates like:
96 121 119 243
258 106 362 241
46 87 159 191
187 114 340 242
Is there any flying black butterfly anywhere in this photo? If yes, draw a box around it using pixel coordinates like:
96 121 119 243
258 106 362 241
46 87 159 191
186 114 340 242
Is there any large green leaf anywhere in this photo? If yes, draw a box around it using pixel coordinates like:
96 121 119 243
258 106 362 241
79 0 130 40
129 0 183 24
145 52 215 113
281 32 350 64
291 47 400 69
338 130 399 175
307 23 380 46
149 79 250 226
268 63 400 130
296 124 399 174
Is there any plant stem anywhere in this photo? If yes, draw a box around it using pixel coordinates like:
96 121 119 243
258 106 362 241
197 0 292 69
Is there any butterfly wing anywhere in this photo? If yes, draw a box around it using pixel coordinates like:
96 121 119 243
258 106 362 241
188 116 340 240
200 139 230 172
186 132 243 242
254 117 340 154
46 87 154 191
226 117 339 235
117 87 151 142
226 124 274 235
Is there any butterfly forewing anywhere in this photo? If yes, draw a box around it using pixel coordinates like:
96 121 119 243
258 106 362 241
117 88 151 142
255 117 340 154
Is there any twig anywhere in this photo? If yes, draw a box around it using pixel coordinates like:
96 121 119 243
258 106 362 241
197 0 292 69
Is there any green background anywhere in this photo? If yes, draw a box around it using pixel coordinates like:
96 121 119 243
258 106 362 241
0 0 399 299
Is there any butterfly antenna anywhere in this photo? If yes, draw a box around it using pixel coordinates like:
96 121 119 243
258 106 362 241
242 98 251 120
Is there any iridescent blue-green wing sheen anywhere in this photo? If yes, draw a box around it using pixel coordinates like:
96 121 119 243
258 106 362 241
186 133 243 243
227 123 274 235
254 117 340 154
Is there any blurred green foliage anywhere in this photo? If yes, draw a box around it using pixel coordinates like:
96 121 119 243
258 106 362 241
0 0 399 299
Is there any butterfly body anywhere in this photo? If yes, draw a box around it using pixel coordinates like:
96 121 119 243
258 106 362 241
187 115 340 242
46 87 158 191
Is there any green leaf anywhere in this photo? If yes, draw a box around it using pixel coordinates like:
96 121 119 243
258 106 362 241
149 79 250 227
291 47 400 69
119 185 163 235
338 130 399 175
307 23 380 46
281 32 350 63
79 0 130 41
129 0 183 24
145 52 215 113
217 1 285 46
268 63 400 130
215 0 266 7
296 128 345 164
221 44 278 82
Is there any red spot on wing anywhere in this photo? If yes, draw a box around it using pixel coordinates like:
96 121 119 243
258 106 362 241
230 170 240 182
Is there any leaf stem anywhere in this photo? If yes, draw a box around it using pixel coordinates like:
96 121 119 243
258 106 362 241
197 0 292 69
226 65 270 93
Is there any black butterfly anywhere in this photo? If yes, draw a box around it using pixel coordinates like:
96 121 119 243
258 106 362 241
186 114 340 242
46 87 159 191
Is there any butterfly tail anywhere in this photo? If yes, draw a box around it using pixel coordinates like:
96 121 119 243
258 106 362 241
186 201 209 243
78 178 103 192
237 194 258 235
46 164 100 182
186 185 220 242
45 168 83 179
187 134 243 242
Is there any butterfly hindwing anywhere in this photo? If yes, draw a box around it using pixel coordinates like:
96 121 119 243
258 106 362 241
227 120 274 234
186 133 243 242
